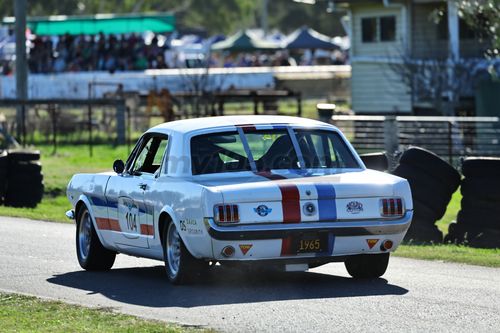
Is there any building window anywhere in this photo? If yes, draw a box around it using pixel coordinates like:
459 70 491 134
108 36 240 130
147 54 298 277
362 16 396 43
380 16 396 41
362 17 377 42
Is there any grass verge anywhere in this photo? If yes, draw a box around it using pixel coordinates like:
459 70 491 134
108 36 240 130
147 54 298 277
0 293 209 333
394 244 500 268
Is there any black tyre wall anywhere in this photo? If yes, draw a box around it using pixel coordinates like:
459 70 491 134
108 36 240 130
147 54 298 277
359 152 389 172
399 147 461 192
0 150 8 201
4 152 44 208
462 157 500 179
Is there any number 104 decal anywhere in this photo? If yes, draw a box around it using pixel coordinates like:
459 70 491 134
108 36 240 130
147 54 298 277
118 198 140 235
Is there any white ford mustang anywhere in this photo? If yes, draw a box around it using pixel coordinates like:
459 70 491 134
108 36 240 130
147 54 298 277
66 115 412 284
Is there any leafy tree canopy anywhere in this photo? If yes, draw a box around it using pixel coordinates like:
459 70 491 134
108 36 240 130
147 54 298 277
0 0 346 36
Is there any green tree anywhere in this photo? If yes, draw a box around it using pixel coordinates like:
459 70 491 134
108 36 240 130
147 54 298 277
456 0 499 57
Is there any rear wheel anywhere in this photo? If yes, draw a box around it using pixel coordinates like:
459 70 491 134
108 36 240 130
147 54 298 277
76 206 116 270
162 221 207 284
344 253 390 279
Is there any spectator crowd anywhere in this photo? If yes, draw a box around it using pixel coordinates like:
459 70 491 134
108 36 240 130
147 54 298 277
0 30 347 76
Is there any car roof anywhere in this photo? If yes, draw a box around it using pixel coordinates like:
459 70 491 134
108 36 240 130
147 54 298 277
148 115 331 135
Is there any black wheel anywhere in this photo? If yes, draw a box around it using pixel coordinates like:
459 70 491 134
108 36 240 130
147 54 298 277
392 164 451 219
398 147 461 192
162 221 207 284
457 209 500 229
11 161 42 174
359 152 389 172
0 150 7 201
344 253 390 279
403 219 443 244
4 155 44 208
462 157 500 179
76 206 116 270
461 197 500 216
412 199 439 223
460 178 500 202
6 149 40 162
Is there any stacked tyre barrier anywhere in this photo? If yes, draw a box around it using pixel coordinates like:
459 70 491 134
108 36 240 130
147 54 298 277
445 158 500 248
359 152 389 172
392 147 461 243
3 150 44 208
0 150 7 202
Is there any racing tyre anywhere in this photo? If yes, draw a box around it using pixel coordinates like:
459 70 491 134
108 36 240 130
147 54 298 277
403 219 443 244
460 178 500 202
344 253 389 279
6 149 40 162
392 164 450 219
76 206 116 270
462 157 500 179
162 221 207 284
0 150 7 201
398 147 461 192
359 152 389 172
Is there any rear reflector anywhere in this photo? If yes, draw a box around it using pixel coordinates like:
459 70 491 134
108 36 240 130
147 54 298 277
380 198 404 217
214 204 239 223
381 240 394 251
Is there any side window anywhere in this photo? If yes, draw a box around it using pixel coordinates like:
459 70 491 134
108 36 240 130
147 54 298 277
130 135 169 175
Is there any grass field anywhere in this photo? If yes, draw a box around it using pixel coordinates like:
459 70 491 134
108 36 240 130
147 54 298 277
0 293 207 333
0 143 498 268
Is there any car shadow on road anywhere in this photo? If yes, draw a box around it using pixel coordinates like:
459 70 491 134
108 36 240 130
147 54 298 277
47 264 408 308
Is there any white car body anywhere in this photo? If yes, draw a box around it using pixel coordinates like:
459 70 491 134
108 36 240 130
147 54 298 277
67 115 412 275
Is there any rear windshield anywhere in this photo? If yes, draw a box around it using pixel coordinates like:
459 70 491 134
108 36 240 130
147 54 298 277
190 128 359 175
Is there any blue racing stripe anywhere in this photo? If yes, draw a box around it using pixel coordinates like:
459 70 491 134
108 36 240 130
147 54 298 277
89 195 107 207
327 233 335 255
107 198 118 209
314 184 337 221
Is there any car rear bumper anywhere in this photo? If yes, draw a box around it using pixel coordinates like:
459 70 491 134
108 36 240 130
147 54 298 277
205 211 413 241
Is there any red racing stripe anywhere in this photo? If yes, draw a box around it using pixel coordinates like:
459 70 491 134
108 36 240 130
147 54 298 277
254 170 300 256
95 218 121 232
278 183 300 256
279 184 301 223
140 224 154 236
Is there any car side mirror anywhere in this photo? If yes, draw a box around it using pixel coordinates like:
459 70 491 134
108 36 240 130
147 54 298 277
113 159 125 174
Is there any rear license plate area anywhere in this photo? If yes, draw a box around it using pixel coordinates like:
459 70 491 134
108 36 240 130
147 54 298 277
292 232 328 254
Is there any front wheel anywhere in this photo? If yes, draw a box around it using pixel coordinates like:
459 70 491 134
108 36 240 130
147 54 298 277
162 222 207 284
76 206 116 270
344 253 389 279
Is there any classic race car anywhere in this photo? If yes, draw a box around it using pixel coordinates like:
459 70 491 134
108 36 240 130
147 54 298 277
66 115 413 284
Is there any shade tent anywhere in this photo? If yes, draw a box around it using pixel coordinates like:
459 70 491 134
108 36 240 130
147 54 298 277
284 27 340 50
211 30 281 52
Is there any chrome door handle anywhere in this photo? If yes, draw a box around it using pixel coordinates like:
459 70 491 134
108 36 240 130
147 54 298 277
139 183 147 190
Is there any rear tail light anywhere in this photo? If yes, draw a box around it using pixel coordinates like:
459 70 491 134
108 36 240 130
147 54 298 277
380 198 404 217
214 204 239 223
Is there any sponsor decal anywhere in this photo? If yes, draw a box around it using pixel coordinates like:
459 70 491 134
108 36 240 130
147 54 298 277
366 239 379 249
239 244 253 255
180 219 203 235
346 201 363 214
254 205 272 217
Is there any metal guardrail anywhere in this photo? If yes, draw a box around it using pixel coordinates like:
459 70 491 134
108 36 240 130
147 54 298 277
331 115 500 166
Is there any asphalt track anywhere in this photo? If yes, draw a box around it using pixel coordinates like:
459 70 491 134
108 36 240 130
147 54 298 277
0 216 499 332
